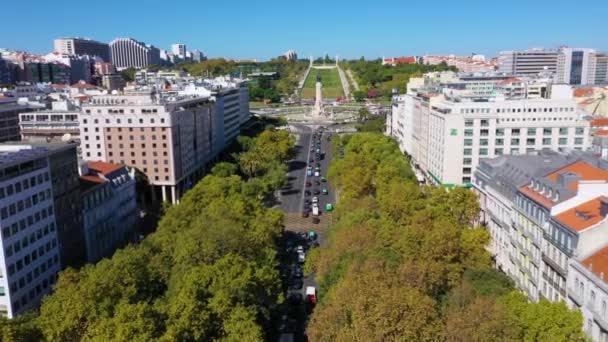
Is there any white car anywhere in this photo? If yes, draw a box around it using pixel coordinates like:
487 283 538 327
298 252 306 263
296 245 304 254
312 196 319 204
314 171 320 177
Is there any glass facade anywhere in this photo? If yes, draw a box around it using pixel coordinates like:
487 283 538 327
569 51 584 85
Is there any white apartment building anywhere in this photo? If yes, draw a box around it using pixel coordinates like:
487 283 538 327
19 101 80 143
389 74 591 187
171 44 186 59
0 145 61 318
474 152 608 341
109 38 161 70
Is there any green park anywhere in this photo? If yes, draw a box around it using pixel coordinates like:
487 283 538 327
301 67 344 100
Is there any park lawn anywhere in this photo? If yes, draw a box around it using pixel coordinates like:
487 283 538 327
301 68 344 100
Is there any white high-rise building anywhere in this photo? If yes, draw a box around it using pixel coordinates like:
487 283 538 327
109 38 161 69
0 145 62 318
171 43 187 59
388 73 591 187
556 48 597 85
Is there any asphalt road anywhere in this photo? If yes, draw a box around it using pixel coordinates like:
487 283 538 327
276 124 338 341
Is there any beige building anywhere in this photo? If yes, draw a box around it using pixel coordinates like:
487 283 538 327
80 91 216 204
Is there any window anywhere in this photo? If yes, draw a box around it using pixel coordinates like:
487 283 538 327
511 138 520 145
479 148 488 156
543 138 552 145
575 137 584 145
512 128 520 136
495 148 504 156
465 119 474 127
559 138 568 145
480 139 488 146
526 138 536 146
496 128 504 136
543 128 552 135
559 128 569 135
464 148 472 156
480 129 489 136
575 127 585 135
464 139 473 146
527 128 536 135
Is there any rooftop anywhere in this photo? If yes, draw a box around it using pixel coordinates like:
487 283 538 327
87 161 123 176
581 245 608 282
0 145 49 169
555 197 608 232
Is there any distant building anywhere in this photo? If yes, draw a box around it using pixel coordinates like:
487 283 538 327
54 38 110 62
171 43 187 60
0 144 62 318
191 50 204 63
498 49 560 77
382 56 418 66
94 62 116 76
109 38 161 69
79 161 137 263
283 50 298 61
101 74 125 91
556 48 597 85
0 59 13 85
44 52 93 84
593 54 608 85
18 101 80 143
423 55 495 73
0 97 31 143
25 62 70 84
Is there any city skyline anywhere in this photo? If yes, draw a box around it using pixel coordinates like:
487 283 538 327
2 0 607 60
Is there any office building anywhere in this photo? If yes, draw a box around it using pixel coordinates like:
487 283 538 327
388 73 591 187
556 48 596 85
191 50 204 63
44 52 93 84
592 54 608 85
0 59 13 85
18 101 80 143
25 62 70 84
171 43 186 59
54 38 110 62
101 74 125 91
109 38 161 70
0 97 31 143
94 62 116 76
423 55 496 73
498 49 560 77
0 145 62 318
79 91 216 204
79 161 137 263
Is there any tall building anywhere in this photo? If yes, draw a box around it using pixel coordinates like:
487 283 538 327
592 54 608 85
109 38 161 70
556 48 597 85
54 38 110 62
79 161 137 263
498 49 560 76
171 43 187 59
191 50 204 63
25 62 70 84
0 145 62 318
79 91 216 204
0 59 13 85
44 52 93 84
388 73 591 187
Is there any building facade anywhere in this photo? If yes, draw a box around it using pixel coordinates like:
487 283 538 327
0 98 31 143
54 38 111 62
109 38 161 70
79 91 216 204
498 49 559 77
79 161 137 263
556 48 597 85
389 76 591 187
0 145 62 318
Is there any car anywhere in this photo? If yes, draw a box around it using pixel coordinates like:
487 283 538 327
315 180 321 186
315 166 321 171
306 286 317 304
313 189 320 195
309 158 314 162
315 163 321 167
289 278 303 290
312 196 319 203
301 211 309 218
298 252 306 263
314 171 320 177
292 266 303 278
296 245 304 253
311 241 320 248
322 188 328 195
312 217 320 224
326 203 334 211
308 231 317 240
304 199 311 205
305 181 311 187
320 176 327 182
304 190 311 196
287 293 303 305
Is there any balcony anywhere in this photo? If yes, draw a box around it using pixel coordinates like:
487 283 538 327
542 254 568 276
543 272 567 297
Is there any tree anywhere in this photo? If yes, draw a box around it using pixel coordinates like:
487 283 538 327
352 90 366 102
211 162 238 177
119 68 137 82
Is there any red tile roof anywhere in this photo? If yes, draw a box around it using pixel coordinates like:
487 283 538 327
582 245 608 280
520 186 557 208
87 161 123 176
555 197 607 232
546 161 608 191
71 81 97 89
574 88 595 97
591 118 608 127
79 175 105 184
595 130 608 136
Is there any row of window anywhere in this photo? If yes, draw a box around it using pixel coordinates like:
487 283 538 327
11 273 57 313
82 116 163 124
5 222 56 259
461 107 575 115
2 209 55 240
7 239 58 277
0 173 49 200
0 190 52 220
465 137 585 147
464 127 585 136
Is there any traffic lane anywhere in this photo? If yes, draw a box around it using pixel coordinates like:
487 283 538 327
280 125 312 213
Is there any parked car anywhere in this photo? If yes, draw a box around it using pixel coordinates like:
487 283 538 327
306 181 311 187
306 286 317 304
313 189 320 195
315 181 321 186
320 176 327 182
314 171 320 177
312 196 319 203
288 293 303 305
304 190 311 196
298 252 306 263
322 188 328 195
290 278 303 290
296 245 304 254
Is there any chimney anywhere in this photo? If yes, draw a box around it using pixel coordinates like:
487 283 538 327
601 197 608 218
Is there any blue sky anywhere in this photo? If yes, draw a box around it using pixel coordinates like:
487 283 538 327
3 0 607 60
